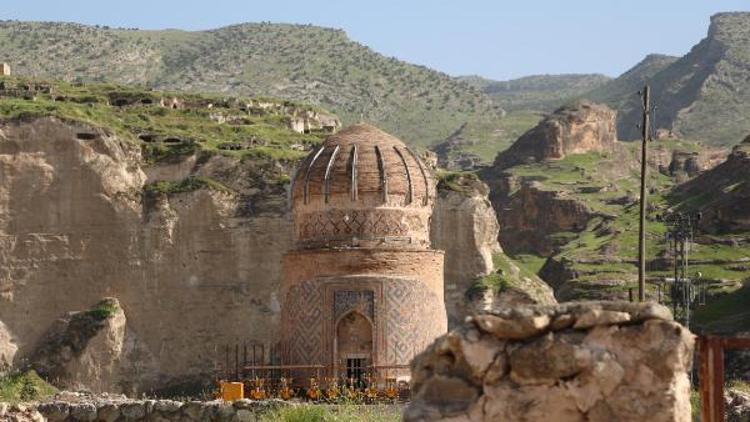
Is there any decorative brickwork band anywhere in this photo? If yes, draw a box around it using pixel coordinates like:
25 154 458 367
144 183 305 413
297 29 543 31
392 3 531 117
334 290 374 321
384 279 446 365
296 208 430 247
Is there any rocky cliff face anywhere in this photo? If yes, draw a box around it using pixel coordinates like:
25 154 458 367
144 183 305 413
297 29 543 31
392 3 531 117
491 101 617 171
480 101 618 257
431 175 555 328
0 117 293 393
495 181 599 256
431 177 501 327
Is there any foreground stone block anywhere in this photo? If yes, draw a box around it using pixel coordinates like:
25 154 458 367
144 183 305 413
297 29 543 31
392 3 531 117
405 301 695 422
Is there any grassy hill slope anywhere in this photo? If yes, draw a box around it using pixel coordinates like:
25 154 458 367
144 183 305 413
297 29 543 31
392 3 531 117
0 21 503 150
0 74 331 163
481 133 748 332
586 54 678 133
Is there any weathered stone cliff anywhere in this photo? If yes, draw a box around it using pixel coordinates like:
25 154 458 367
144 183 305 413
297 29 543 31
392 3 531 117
495 181 599 256
28 298 158 394
431 175 555 327
0 117 292 393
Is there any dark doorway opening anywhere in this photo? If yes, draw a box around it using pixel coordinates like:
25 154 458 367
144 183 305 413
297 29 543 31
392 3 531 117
346 358 366 384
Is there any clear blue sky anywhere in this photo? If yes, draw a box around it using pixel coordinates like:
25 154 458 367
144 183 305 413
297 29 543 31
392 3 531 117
2 0 748 80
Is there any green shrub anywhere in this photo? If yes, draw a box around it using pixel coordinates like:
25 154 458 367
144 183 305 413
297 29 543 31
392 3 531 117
0 370 57 404
82 300 119 320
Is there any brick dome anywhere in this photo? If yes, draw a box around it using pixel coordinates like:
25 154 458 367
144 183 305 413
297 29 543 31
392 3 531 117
291 124 436 248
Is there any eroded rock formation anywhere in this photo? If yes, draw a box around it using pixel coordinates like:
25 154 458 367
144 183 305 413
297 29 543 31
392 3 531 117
491 100 617 171
406 301 694 422
496 181 598 256
0 117 293 392
431 175 555 327
29 298 157 394
432 177 500 326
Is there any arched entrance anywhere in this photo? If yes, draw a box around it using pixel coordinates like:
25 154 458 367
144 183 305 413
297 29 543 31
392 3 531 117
335 311 373 383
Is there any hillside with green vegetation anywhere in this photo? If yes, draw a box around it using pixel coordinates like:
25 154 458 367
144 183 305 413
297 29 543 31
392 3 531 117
0 74 331 163
488 134 750 332
460 73 611 112
0 370 57 404
436 73 614 168
586 54 678 124
0 20 503 151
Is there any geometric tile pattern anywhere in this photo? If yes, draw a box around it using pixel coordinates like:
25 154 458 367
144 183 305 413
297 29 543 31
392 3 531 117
282 280 324 365
334 290 374 321
282 276 445 369
298 209 414 242
385 279 445 365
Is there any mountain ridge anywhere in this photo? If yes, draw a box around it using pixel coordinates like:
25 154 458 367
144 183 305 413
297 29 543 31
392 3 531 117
600 12 750 144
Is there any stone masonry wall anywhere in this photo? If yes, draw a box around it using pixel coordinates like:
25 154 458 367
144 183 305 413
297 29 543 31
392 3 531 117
405 301 694 422
9 393 290 422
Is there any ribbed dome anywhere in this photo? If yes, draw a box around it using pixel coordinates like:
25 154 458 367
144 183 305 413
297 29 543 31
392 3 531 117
292 124 434 209
290 124 436 249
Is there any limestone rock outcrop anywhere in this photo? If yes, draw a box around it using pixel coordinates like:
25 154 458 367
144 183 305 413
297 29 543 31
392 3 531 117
491 101 617 171
406 301 694 422
432 176 500 327
495 181 598 256
431 175 555 327
471 253 557 311
29 298 157 394
0 320 17 368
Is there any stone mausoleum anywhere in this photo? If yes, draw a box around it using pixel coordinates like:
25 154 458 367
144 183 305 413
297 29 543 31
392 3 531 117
281 123 447 380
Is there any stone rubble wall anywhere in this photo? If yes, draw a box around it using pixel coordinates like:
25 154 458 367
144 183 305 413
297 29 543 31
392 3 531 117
1 393 290 422
405 301 695 422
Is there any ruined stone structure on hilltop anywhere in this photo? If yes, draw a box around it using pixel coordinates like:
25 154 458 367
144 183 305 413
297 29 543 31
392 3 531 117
281 123 447 379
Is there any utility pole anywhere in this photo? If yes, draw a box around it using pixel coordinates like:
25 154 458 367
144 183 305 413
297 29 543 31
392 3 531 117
638 85 651 302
